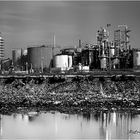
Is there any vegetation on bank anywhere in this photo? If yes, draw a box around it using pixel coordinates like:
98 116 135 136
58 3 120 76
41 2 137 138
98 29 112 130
0 76 140 114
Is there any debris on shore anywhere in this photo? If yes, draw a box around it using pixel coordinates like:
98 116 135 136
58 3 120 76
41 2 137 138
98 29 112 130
0 76 140 115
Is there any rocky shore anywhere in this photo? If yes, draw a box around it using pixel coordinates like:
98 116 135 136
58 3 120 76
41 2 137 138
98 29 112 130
0 76 140 115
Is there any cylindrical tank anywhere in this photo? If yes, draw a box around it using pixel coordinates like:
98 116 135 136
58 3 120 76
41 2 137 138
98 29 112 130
23 49 27 56
28 47 43 69
100 58 107 69
110 46 115 58
78 63 82 70
68 55 72 68
53 55 69 70
133 49 140 69
113 58 119 69
100 53 107 69
27 45 60 70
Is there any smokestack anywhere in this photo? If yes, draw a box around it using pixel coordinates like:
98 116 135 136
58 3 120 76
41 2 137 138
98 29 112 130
53 34 56 48
79 40 81 48
52 34 55 58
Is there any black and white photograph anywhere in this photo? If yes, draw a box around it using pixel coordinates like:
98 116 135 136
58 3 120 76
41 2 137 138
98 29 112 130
0 0 140 139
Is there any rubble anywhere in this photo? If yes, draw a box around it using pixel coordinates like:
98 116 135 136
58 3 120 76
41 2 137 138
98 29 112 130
0 77 140 114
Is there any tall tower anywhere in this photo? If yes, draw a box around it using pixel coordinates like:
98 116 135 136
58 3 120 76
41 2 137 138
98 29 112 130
0 33 4 61
114 25 130 51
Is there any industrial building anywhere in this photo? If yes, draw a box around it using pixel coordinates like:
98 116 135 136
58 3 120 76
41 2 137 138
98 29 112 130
52 24 133 72
0 33 4 61
12 49 23 67
133 49 140 70
0 33 4 71
53 54 73 71
27 45 60 72
1 58 12 71
2 24 140 74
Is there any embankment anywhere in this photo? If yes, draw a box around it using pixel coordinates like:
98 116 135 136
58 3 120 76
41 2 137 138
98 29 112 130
0 75 140 114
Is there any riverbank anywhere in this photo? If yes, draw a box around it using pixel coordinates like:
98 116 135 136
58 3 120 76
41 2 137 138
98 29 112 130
0 77 140 115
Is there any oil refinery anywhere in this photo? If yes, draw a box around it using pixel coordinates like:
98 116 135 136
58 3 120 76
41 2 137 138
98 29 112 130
1 24 140 75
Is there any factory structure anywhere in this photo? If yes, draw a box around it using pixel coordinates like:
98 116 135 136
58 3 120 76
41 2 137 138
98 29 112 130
0 33 4 60
27 44 60 73
0 33 12 72
1 24 140 74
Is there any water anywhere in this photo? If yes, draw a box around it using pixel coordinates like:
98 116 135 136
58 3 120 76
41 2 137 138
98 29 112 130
0 111 140 139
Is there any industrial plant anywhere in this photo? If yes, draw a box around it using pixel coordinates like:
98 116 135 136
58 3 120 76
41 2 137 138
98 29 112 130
1 24 140 75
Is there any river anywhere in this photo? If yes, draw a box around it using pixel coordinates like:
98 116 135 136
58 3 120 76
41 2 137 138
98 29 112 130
0 111 140 139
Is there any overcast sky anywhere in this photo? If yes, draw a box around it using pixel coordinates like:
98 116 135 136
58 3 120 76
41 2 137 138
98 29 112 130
0 1 140 58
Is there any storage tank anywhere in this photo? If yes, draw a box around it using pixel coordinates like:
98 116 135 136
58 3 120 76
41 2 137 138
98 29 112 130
133 49 140 69
100 58 107 69
110 45 115 58
27 45 60 70
53 55 69 70
23 49 27 56
100 54 107 69
113 58 119 69
68 55 73 68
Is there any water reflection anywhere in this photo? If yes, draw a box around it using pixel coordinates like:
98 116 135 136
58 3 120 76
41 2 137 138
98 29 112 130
0 115 2 137
0 111 140 139
13 112 39 122
80 111 139 139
